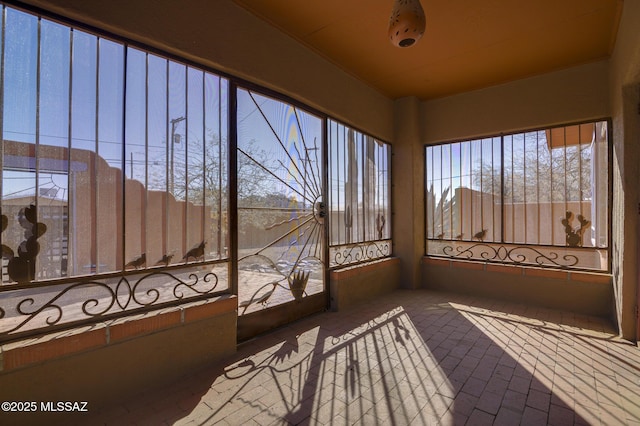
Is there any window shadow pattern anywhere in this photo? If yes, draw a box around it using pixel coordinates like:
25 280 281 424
82 290 640 425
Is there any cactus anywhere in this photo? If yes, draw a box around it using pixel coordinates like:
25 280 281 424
561 211 590 247
288 269 310 302
376 213 386 240
1 213 14 260
7 204 47 283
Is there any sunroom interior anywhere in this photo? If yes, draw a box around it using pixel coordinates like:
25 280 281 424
1 0 639 421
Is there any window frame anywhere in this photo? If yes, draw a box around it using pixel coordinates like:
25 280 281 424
327 118 393 269
0 3 234 342
424 119 612 273
0 7 231 285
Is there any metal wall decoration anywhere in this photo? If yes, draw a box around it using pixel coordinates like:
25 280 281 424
125 253 146 269
237 266 311 314
376 213 386 240
288 269 310 302
1 214 13 262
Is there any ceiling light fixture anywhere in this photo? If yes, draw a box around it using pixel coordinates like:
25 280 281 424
388 0 426 48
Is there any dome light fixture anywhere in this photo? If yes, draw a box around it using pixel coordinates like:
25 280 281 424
388 0 426 48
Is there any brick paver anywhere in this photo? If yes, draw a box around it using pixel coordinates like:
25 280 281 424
82 290 640 425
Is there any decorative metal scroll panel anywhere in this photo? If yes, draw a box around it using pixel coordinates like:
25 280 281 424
427 240 608 271
329 240 392 269
0 262 228 342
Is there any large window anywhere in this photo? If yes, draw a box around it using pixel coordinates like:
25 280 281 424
0 4 394 342
425 120 609 271
0 6 229 340
328 120 392 268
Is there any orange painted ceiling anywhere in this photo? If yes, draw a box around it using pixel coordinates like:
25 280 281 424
234 0 622 100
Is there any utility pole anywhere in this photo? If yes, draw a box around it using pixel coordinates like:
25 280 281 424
170 116 186 194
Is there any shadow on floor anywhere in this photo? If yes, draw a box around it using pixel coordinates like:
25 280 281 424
81 289 637 425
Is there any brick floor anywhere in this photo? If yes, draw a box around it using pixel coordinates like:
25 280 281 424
82 290 640 425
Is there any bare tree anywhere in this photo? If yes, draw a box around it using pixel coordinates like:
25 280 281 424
474 138 592 203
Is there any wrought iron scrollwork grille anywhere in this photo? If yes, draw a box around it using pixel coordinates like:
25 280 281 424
330 240 392 269
0 263 226 342
442 243 579 268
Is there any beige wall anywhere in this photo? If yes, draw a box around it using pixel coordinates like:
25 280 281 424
609 0 640 340
423 259 613 317
22 0 394 142
392 97 424 289
422 60 610 144
330 258 400 310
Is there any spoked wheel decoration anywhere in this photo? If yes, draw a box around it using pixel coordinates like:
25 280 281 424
237 89 325 315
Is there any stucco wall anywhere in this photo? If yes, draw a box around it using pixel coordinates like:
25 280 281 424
21 0 394 142
423 258 613 317
329 257 400 311
609 0 640 340
392 97 424 289
421 60 610 144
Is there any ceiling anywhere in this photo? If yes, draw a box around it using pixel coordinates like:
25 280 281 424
234 0 623 100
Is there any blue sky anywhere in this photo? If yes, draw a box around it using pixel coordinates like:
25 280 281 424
1 5 390 232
